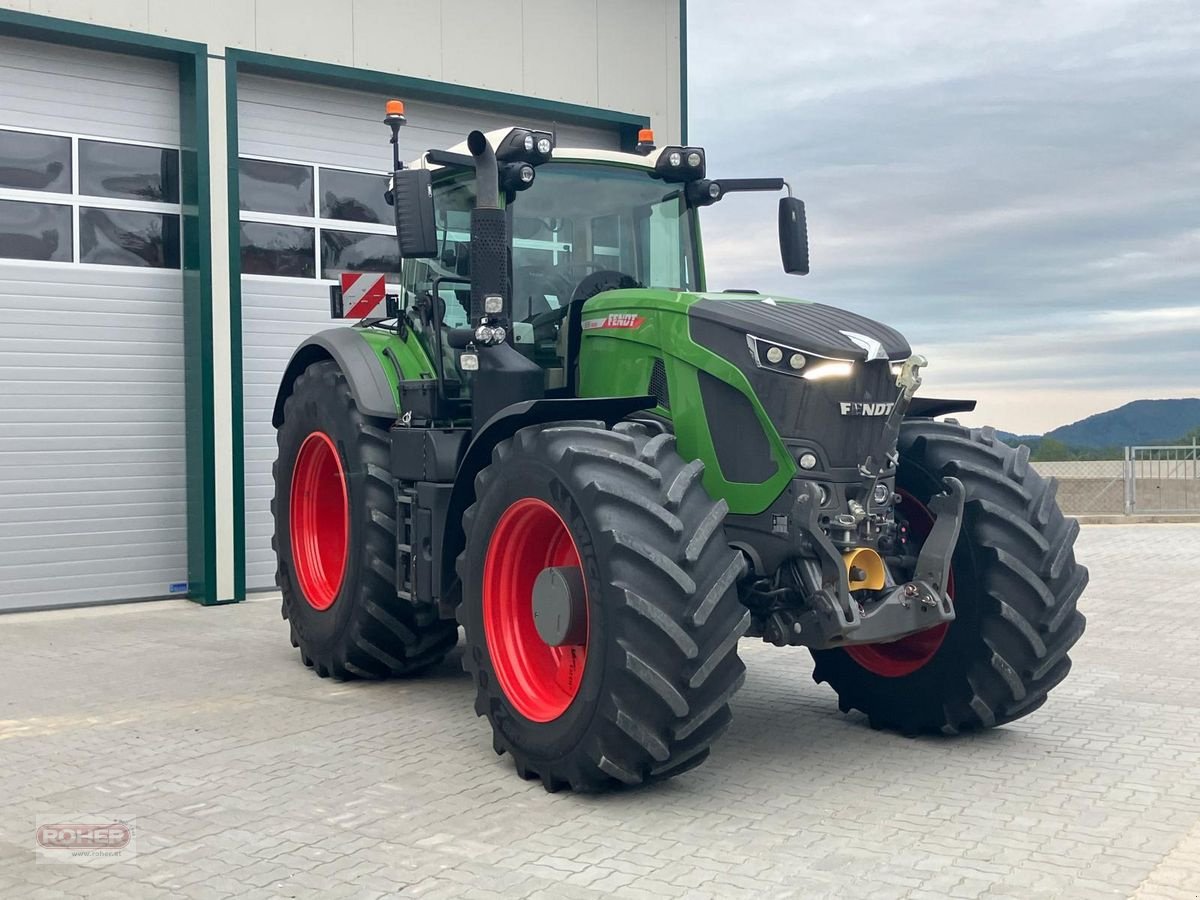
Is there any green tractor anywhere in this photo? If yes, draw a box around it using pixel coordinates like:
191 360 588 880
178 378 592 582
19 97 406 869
271 103 1087 791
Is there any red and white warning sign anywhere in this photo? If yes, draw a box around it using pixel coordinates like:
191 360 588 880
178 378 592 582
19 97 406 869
339 272 387 319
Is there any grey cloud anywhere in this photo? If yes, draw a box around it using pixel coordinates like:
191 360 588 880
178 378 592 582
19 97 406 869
687 1 1200 430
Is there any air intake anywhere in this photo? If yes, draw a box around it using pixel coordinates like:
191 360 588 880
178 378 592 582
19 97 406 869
649 358 670 411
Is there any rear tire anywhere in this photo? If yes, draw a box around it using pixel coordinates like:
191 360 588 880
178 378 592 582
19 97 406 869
812 421 1087 734
273 360 457 679
457 421 749 791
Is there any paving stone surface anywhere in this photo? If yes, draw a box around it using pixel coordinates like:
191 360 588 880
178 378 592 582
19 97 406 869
1 524 1198 899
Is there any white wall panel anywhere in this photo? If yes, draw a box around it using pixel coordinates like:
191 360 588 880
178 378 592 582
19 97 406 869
438 0 524 95
255 0 355 67
0 0 681 138
351 0 444 81
599 0 672 140
0 34 179 145
27 0 146 31
147 0 256 53
522 0 599 106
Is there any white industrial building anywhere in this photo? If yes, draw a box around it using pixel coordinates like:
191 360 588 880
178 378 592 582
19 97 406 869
0 0 687 611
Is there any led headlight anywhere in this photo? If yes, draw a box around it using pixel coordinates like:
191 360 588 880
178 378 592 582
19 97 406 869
746 334 847 380
802 361 854 380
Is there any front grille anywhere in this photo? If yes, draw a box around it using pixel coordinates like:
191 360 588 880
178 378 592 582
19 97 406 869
756 360 900 469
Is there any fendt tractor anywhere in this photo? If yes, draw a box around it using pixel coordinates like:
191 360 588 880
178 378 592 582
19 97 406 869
271 101 1087 791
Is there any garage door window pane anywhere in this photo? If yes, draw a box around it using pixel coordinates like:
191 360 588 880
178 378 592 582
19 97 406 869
320 169 390 224
0 199 72 262
320 230 400 279
240 159 313 216
79 140 180 203
0 130 71 193
241 222 315 277
80 208 181 268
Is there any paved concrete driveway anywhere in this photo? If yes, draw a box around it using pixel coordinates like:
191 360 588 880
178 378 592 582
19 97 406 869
2 525 1199 899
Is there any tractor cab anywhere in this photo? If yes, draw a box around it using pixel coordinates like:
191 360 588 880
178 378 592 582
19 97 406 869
401 153 704 390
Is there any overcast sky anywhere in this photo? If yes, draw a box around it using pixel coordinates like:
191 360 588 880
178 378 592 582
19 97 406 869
688 0 1199 434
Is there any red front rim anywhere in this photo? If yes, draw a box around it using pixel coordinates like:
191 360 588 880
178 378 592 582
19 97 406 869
844 489 953 677
289 431 349 611
483 498 589 723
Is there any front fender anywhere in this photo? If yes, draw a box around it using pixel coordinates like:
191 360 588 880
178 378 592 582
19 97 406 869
906 397 977 419
436 395 654 615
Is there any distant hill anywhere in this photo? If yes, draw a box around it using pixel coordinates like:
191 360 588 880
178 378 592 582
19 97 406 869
1044 399 1200 448
993 398 1200 461
996 431 1039 445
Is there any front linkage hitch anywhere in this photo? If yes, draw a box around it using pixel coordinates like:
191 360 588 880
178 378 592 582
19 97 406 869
761 476 963 649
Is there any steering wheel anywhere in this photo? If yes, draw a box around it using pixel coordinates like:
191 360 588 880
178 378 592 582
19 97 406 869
570 269 643 304
515 266 576 317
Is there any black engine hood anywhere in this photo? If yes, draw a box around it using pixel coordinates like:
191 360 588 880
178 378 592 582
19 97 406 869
688 295 910 361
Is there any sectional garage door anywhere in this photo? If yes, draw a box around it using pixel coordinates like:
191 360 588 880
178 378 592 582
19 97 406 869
0 36 187 611
238 74 623 589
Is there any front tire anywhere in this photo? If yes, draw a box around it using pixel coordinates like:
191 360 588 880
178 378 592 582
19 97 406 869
812 421 1088 734
273 360 457 679
457 421 749 791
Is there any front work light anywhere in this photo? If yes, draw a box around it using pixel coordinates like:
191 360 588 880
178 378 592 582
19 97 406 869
654 146 706 182
500 162 537 193
497 128 555 164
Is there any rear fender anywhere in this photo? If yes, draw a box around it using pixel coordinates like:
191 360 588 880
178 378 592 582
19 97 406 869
272 327 432 427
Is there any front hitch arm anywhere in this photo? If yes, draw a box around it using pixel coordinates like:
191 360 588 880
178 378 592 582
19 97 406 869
912 475 965 605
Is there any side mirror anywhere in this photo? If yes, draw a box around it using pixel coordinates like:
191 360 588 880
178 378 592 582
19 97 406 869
391 168 438 259
778 196 809 275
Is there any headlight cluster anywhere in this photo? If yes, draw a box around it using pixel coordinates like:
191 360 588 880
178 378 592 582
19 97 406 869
474 324 507 346
746 334 853 380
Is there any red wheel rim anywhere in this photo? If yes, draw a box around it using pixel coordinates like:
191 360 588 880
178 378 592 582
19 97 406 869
483 498 589 722
289 431 349 611
844 489 953 677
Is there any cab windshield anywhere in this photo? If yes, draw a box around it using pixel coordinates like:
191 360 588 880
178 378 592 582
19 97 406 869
402 161 701 332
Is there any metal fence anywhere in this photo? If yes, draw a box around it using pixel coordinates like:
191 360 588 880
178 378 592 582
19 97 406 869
1127 442 1200 514
1028 440 1199 516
